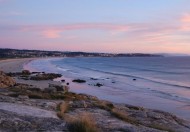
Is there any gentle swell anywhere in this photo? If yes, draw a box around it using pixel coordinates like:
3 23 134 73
104 64 187 75
69 65 190 89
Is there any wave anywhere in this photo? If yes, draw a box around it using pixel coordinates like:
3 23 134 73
150 89 190 103
104 64 187 75
69 65 190 89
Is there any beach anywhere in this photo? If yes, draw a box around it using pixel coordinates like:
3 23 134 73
0 58 33 73
0 58 190 131
0 58 62 89
21 57 190 121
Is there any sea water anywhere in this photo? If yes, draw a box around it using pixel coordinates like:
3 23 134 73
25 57 190 120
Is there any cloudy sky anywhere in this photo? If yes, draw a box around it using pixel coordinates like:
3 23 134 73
0 0 190 53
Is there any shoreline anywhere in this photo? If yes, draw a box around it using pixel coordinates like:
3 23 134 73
0 58 189 118
0 58 190 131
21 57 190 122
0 58 35 73
0 58 63 89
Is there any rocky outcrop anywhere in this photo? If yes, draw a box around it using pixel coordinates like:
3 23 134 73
6 72 62 81
0 71 15 88
0 109 67 131
0 70 190 131
30 73 62 80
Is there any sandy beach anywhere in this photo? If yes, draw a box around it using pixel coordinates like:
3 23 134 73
0 58 34 73
0 58 61 89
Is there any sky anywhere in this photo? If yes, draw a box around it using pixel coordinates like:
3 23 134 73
0 0 190 54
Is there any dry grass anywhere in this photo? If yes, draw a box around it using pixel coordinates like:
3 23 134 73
111 108 137 124
66 113 100 132
57 102 69 119
93 100 114 111
94 100 138 125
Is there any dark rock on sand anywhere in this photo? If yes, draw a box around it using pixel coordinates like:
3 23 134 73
72 79 86 83
90 78 98 80
94 83 103 87
61 79 65 82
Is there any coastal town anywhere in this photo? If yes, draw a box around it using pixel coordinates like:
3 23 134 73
0 48 161 59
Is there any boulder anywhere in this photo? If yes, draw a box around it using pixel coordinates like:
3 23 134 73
0 71 16 88
22 70 30 75
44 87 57 93
48 84 69 92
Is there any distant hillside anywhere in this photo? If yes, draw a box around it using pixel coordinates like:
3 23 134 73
0 48 162 59
157 53 190 57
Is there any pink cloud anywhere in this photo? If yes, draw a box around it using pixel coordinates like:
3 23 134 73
17 23 139 39
180 13 190 31
181 14 190 22
41 29 62 39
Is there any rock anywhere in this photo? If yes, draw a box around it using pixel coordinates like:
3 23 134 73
63 86 69 93
61 79 65 82
83 101 87 108
27 88 42 92
90 78 98 80
31 72 41 74
78 94 98 100
0 109 67 131
44 87 57 93
48 84 69 92
0 71 16 88
94 83 103 87
40 102 57 110
30 73 62 81
133 78 137 81
18 95 29 100
71 101 88 108
22 70 30 75
72 79 86 83
55 86 64 91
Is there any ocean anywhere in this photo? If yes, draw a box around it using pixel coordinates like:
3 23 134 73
25 56 190 120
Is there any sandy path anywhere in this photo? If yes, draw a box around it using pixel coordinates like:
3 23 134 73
0 102 58 118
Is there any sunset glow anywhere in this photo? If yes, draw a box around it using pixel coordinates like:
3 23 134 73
0 0 190 54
